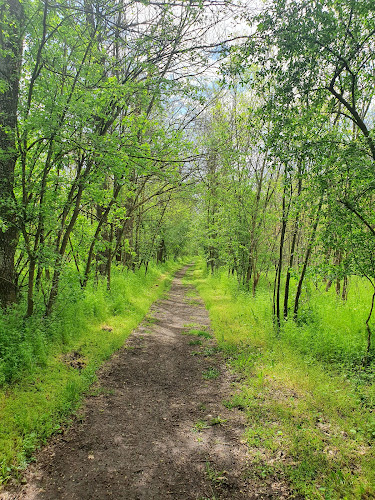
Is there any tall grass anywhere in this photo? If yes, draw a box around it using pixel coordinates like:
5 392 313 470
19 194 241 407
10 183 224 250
0 260 180 486
194 265 375 372
186 261 375 499
0 262 178 385
282 276 375 370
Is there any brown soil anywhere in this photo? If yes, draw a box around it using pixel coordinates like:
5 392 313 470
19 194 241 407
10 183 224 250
2 266 292 500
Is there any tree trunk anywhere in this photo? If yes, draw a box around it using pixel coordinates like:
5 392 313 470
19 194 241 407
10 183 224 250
245 155 265 289
284 175 302 319
334 250 342 297
45 185 85 315
335 278 341 297
342 276 348 301
293 196 323 319
106 223 114 291
274 182 288 329
121 217 135 269
96 179 110 276
26 257 36 317
325 279 333 292
252 271 261 296
82 184 122 289
0 0 23 307
156 239 166 264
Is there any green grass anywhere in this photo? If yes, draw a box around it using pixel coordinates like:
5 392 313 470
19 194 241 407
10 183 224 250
202 367 220 380
0 260 181 486
208 415 227 425
193 419 210 432
190 329 213 339
184 260 375 499
181 325 213 339
204 461 228 485
282 276 375 370
189 339 203 346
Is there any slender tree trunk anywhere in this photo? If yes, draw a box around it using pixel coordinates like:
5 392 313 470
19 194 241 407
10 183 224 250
35 230 45 294
246 157 265 289
284 175 302 319
363 289 375 365
106 223 114 291
0 0 23 307
334 250 342 297
26 257 36 317
272 262 278 321
336 278 341 297
293 196 323 319
134 208 141 268
96 178 110 276
156 239 166 264
207 151 218 273
252 271 261 296
45 185 85 315
121 217 134 269
342 276 348 301
274 182 288 329
82 184 122 288
245 255 253 285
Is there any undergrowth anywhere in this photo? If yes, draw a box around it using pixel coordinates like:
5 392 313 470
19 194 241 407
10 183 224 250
0 260 180 486
185 260 375 499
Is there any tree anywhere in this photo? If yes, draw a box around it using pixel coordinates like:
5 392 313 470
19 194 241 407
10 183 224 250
0 0 23 307
0 0 233 315
239 0 375 225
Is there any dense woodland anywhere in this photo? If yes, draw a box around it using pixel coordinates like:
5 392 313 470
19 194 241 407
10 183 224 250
2 0 374 348
1 0 375 494
0 1 374 362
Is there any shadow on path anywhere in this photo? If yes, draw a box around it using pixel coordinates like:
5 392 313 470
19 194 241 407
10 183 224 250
3 266 290 500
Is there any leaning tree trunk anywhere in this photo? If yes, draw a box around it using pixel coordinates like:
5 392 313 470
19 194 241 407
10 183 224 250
293 196 323 319
0 0 23 307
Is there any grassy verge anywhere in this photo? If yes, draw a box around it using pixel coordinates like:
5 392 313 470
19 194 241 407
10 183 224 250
0 260 181 486
185 262 375 499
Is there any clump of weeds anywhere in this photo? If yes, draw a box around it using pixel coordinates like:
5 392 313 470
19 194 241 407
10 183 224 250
205 461 228 485
202 367 220 380
193 419 210 432
189 339 202 346
192 329 212 339
208 415 227 426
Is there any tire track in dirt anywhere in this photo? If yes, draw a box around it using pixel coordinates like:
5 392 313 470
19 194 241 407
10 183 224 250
3 265 291 499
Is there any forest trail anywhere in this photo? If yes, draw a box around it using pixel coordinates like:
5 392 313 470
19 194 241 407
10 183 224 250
3 266 290 500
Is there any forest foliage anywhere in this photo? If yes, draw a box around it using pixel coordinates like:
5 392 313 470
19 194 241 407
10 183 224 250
0 0 374 388
1 0 375 495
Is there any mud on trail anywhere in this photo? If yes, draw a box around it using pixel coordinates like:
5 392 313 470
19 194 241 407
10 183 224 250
3 266 291 500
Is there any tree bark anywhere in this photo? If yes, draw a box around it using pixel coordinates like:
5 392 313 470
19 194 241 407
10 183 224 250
284 175 302 319
274 181 289 329
0 0 23 307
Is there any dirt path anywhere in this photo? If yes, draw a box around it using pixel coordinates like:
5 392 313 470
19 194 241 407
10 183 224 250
3 266 290 500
